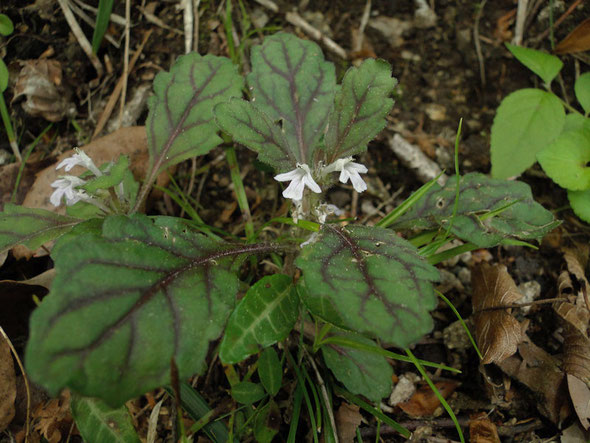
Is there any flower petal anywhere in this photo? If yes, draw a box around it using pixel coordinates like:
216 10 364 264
282 176 306 200
274 168 302 182
349 171 368 193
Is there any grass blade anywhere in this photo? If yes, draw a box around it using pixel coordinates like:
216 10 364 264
91 0 114 54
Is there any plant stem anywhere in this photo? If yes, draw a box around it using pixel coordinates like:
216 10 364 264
0 93 21 161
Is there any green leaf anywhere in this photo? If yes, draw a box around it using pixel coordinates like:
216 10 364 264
0 204 82 254
296 225 439 347
568 189 590 223
575 72 590 114
219 274 299 364
491 89 565 179
537 128 590 190
146 53 243 175
505 43 563 85
0 14 14 36
563 112 590 133
0 58 8 92
246 33 336 167
391 173 560 247
321 332 393 402
82 155 129 193
258 347 282 396
25 214 277 406
325 58 396 162
70 394 140 443
231 381 266 404
91 0 114 54
214 99 295 171
296 277 347 329
253 400 280 443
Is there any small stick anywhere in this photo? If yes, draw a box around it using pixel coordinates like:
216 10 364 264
512 0 529 46
71 0 127 26
535 0 583 43
193 0 201 54
182 0 194 54
473 0 487 87
285 11 348 59
67 0 120 48
93 29 152 138
118 0 131 129
57 0 103 77
254 0 279 13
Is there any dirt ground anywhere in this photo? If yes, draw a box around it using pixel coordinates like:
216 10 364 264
1 0 590 442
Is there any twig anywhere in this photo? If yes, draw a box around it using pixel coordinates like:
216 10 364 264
93 29 152 138
285 11 348 59
67 0 120 48
254 0 279 13
193 0 201 54
473 0 487 87
0 326 30 443
71 0 127 26
57 0 103 77
353 0 371 53
388 133 448 185
512 0 529 46
182 0 193 54
534 0 583 43
118 0 131 128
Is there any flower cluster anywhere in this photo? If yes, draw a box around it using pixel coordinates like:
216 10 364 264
274 157 368 201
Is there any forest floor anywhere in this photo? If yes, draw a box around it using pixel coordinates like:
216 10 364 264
1 0 590 442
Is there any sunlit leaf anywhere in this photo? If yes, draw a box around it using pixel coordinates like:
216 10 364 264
568 189 590 223
537 128 590 191
325 58 397 163
391 173 560 247
575 73 590 115
0 204 82 255
322 332 393 402
219 274 298 364
505 43 562 85
25 215 277 406
491 89 565 179
146 53 243 175
296 225 439 347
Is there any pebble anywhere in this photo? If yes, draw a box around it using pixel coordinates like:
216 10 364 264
389 372 420 406
425 103 447 121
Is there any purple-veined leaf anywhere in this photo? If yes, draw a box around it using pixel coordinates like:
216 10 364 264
25 215 278 406
296 225 439 348
324 59 397 163
146 53 243 177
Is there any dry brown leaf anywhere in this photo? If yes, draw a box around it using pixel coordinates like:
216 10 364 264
335 403 362 443
554 248 590 429
469 412 500 443
398 381 459 417
472 263 524 364
12 59 74 122
498 340 569 424
0 336 16 432
0 159 50 208
555 18 590 54
14 126 170 259
31 390 73 443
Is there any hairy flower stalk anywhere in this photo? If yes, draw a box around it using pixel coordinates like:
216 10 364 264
324 157 368 193
274 163 321 201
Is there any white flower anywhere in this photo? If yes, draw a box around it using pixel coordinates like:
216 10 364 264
50 176 88 207
274 163 321 201
56 148 102 177
324 157 368 193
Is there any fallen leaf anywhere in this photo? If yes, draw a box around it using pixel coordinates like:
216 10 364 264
31 390 73 443
0 336 16 432
0 159 50 208
472 263 524 364
398 381 459 417
335 403 362 443
498 339 569 424
554 248 590 429
469 412 500 443
12 59 74 122
555 18 590 54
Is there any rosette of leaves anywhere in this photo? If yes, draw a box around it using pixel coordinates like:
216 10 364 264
214 32 397 174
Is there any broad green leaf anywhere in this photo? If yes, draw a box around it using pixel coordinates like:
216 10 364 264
246 33 336 167
568 189 590 223
25 215 277 406
505 43 563 85
70 394 140 443
575 72 590 114
219 274 298 364
563 112 590 133
296 278 347 329
231 381 266 404
391 173 560 247
296 225 439 347
146 53 243 175
321 332 393 402
214 99 295 171
537 128 590 190
0 58 8 92
324 58 396 163
0 204 82 254
491 89 565 179
258 347 282 396
82 155 129 193
253 400 280 443
0 14 13 36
